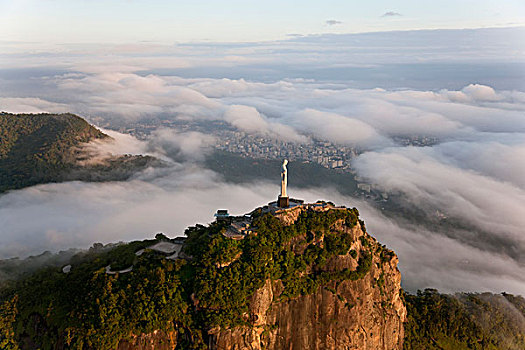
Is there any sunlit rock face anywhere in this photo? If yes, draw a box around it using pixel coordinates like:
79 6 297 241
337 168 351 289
209 213 406 350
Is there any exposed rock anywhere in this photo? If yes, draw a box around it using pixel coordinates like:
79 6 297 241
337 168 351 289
211 263 405 349
117 330 177 350
210 209 406 350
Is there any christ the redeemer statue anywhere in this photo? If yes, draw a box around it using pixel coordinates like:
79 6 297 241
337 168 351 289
278 159 290 208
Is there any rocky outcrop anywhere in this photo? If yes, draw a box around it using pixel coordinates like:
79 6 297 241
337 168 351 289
7 203 405 350
117 330 177 350
210 211 406 350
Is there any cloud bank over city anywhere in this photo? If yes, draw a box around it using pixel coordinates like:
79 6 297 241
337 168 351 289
0 27 524 295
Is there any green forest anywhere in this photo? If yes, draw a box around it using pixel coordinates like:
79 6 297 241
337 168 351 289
0 112 107 192
404 289 525 349
0 112 156 193
0 208 378 349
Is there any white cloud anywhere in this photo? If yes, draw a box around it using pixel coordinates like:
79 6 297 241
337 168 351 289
1 28 525 294
0 170 274 259
188 78 254 98
325 20 342 26
286 108 390 147
223 105 269 133
223 104 309 143
354 146 525 248
356 203 525 295
3 174 525 296
0 97 69 114
54 72 222 120
149 128 216 162
436 141 525 189
462 84 502 102
381 11 402 17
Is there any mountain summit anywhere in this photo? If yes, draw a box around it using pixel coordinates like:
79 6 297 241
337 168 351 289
0 201 406 349
1 200 525 349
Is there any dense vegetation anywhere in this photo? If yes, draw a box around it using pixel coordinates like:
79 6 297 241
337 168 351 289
185 207 370 328
0 207 374 349
404 289 525 350
1 204 523 349
0 112 156 193
0 249 82 289
0 113 106 192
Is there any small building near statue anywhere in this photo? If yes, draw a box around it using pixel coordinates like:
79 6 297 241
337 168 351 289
215 209 231 222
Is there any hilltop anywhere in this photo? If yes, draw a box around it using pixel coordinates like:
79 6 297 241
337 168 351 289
0 202 406 349
0 201 523 349
0 113 157 193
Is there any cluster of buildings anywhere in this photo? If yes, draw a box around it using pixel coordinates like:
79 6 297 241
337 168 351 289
91 118 434 204
92 116 438 173
91 115 361 171
214 131 359 170
392 135 439 147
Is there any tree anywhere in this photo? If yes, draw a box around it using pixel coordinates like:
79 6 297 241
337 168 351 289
0 296 19 350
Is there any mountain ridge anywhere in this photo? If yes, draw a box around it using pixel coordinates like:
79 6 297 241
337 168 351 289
0 112 157 193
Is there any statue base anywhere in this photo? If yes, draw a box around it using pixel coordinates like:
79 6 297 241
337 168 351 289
278 196 289 208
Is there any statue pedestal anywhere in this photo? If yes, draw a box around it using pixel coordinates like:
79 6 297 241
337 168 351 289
278 196 289 208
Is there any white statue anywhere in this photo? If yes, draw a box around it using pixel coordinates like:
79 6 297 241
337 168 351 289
281 159 288 198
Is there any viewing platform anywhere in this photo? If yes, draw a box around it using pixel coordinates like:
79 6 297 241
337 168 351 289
217 159 348 239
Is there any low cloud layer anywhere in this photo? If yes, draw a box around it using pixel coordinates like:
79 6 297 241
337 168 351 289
354 146 525 256
78 128 168 165
1 171 524 295
0 129 220 257
2 74 524 295
0 27 524 295
5 70 525 148
357 203 525 294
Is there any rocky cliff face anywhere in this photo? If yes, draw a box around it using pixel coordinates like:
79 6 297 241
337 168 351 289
208 207 406 350
117 330 177 350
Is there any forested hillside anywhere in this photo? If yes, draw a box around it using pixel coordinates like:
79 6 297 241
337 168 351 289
0 204 523 349
0 113 156 192
404 289 525 350
0 206 406 349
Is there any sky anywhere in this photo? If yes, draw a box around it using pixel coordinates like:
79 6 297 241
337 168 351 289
1 0 524 43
